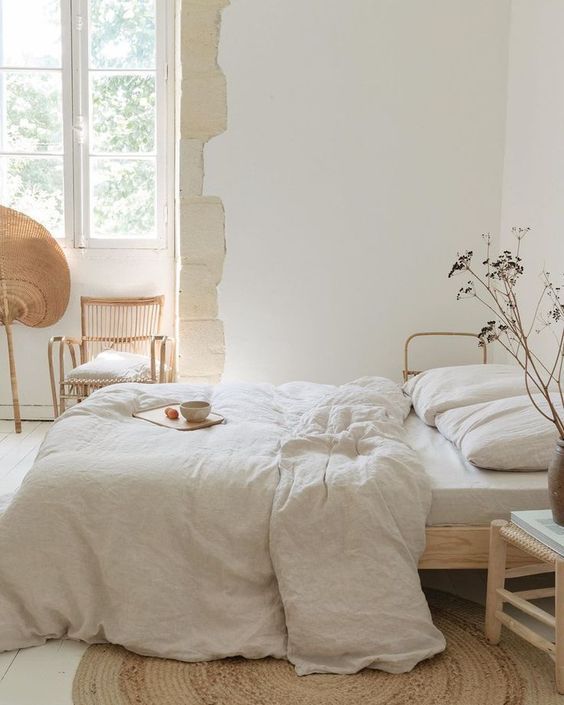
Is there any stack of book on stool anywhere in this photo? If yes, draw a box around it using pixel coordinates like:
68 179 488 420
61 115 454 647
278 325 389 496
511 510 564 555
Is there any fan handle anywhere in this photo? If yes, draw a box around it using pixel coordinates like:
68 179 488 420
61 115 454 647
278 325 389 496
4 323 22 433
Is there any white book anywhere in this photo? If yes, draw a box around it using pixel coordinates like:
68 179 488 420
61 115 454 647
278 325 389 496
511 509 564 557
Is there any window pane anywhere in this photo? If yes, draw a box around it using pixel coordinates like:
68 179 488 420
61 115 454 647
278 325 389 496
91 74 155 154
89 0 156 69
0 0 61 68
91 158 155 239
0 71 63 153
0 156 64 236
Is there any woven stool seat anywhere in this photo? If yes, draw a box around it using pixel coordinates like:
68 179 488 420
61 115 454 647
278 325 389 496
500 523 560 565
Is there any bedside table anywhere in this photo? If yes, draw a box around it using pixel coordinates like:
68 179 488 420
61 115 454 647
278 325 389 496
485 519 564 693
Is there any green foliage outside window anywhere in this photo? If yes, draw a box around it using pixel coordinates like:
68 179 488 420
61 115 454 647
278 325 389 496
0 0 157 239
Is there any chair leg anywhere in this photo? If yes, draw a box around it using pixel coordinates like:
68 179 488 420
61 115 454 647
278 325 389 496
51 390 59 419
48 339 59 418
168 339 177 382
5 323 22 433
485 519 508 644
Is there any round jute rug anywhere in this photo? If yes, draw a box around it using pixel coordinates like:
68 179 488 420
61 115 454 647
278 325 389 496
72 591 562 705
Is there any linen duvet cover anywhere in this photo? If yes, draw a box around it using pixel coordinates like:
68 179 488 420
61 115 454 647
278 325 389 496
0 377 445 675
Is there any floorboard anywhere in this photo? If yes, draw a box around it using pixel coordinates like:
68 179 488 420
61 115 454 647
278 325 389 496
0 423 42 465
0 640 87 705
0 650 19 683
0 424 50 492
0 421 40 437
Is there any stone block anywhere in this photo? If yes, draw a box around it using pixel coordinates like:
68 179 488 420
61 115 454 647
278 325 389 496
178 263 218 320
178 196 225 281
179 139 204 197
183 0 229 10
177 319 225 377
180 71 227 139
176 374 222 385
180 5 222 75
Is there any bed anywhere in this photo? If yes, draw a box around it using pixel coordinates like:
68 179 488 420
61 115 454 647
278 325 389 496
0 333 550 671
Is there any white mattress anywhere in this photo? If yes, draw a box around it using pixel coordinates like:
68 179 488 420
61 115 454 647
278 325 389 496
404 412 550 526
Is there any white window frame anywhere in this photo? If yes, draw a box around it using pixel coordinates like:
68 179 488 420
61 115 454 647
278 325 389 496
61 0 174 250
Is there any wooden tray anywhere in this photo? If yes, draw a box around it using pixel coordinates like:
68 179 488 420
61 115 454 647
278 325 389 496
133 404 224 431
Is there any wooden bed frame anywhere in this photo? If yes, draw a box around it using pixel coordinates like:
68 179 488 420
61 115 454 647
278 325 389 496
420 525 535 569
405 332 541 570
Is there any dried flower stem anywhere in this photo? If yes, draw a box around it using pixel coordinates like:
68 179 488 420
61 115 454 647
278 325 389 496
449 230 564 439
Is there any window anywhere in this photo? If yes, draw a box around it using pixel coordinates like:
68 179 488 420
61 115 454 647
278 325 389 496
0 0 173 247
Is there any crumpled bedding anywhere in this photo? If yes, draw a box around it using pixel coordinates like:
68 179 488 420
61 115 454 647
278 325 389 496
0 376 444 674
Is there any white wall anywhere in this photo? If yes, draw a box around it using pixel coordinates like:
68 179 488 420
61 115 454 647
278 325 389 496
500 0 564 366
207 0 512 384
2 0 516 419
0 249 175 420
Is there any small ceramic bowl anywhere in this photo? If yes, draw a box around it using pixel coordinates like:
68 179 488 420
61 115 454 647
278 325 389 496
180 401 211 423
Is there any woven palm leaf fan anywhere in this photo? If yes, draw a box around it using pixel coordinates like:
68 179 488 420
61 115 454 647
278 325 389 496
0 205 70 432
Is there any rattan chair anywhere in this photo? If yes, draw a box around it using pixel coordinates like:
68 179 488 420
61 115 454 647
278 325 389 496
48 296 175 417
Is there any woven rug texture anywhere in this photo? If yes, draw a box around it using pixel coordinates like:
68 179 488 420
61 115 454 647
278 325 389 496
73 590 563 704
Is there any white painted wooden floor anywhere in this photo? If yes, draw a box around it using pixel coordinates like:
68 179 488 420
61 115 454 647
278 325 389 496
0 421 555 702
0 421 88 705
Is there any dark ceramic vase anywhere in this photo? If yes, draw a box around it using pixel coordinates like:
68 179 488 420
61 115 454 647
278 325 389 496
548 440 564 525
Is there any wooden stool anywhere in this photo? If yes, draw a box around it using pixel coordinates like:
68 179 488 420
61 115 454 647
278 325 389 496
485 519 564 693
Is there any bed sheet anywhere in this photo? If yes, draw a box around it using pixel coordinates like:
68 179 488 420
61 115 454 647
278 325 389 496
405 412 549 525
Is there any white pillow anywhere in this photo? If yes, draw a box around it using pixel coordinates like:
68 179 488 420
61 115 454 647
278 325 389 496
65 350 154 383
435 394 562 471
403 364 526 426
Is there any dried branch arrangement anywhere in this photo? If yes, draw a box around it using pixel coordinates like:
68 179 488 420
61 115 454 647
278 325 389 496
449 229 564 439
